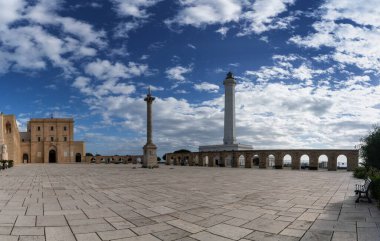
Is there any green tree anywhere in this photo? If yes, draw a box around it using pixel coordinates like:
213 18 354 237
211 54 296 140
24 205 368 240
162 154 166 160
361 126 380 169
85 153 93 156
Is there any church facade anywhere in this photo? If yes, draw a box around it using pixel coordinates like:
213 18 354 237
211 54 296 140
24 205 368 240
0 113 85 164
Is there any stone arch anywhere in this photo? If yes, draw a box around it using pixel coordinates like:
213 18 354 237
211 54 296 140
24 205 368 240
300 154 310 169
203 155 209 167
49 148 57 163
252 155 260 168
238 154 245 168
318 154 328 169
23 153 29 163
282 154 292 169
267 154 275 168
337 154 348 170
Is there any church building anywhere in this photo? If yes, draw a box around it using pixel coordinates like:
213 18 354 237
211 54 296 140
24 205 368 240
0 113 85 164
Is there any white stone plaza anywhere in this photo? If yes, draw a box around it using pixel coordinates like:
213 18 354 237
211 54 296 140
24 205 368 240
0 164 378 241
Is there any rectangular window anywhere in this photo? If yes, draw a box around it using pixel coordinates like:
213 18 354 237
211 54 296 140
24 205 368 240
50 136 54 141
38 137 41 142
64 126 67 131
37 126 40 131
64 136 67 142
64 151 68 157
51 126 54 131
22 139 24 142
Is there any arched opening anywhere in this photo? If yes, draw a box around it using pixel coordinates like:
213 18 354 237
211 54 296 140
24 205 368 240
49 149 57 163
23 153 29 163
252 155 259 168
203 156 209 166
300 155 310 169
75 153 81 162
337 155 348 170
318 155 328 169
136 157 141 164
128 158 132 164
268 154 275 168
91 158 96 163
213 156 220 167
283 154 292 169
239 155 245 168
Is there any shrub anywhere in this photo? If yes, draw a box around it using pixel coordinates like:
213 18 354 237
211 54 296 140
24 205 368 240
354 166 367 179
370 175 380 200
360 125 380 169
8 160 13 168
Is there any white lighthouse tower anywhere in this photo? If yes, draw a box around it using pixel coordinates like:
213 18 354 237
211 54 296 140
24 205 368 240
199 72 252 152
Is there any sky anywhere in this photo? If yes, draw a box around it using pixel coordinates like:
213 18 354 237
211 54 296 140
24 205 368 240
0 0 379 157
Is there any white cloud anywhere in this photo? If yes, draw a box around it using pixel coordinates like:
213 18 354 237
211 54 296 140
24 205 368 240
166 0 296 36
194 82 220 93
187 43 197 49
239 0 296 35
0 0 104 75
290 0 380 73
166 65 193 81
216 26 229 37
85 59 149 80
165 0 242 27
111 0 162 18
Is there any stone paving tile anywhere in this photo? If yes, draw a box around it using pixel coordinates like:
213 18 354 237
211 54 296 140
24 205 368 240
244 231 299 241
0 235 18 241
300 230 333 241
11 226 44 236
152 227 190 241
357 227 380 241
71 223 115 234
15 216 36 227
197 214 233 228
0 226 12 235
331 231 356 241
206 223 252 240
242 218 290 234
19 236 45 241
46 226 76 241
190 231 234 241
1 164 380 241
75 233 102 241
114 234 161 241
167 219 205 234
36 215 67 226
97 228 136 240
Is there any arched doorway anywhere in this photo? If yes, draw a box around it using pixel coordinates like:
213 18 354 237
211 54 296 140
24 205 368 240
318 155 328 169
300 154 310 169
49 150 57 163
23 153 29 163
75 153 81 162
337 155 348 170
239 155 245 167
283 154 292 169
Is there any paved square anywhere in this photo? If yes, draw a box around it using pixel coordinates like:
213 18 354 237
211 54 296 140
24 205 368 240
0 164 379 241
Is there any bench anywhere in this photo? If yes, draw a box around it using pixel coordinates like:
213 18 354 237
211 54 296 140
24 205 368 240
355 177 372 203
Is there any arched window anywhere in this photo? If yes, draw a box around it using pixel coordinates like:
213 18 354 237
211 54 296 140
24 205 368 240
5 122 11 133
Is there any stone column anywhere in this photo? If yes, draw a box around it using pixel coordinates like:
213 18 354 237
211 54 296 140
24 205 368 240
143 88 158 168
292 153 301 170
259 153 267 168
347 151 359 171
198 153 204 166
328 153 337 171
232 152 239 168
309 153 319 170
274 153 283 169
223 72 237 145
245 153 253 168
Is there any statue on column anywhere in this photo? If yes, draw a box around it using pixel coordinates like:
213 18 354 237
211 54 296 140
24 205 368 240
0 144 8 160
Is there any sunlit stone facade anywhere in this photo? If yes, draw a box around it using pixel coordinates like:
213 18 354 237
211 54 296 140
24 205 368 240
0 113 85 164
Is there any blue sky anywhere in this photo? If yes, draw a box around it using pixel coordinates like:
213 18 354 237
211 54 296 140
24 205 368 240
1 0 379 157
